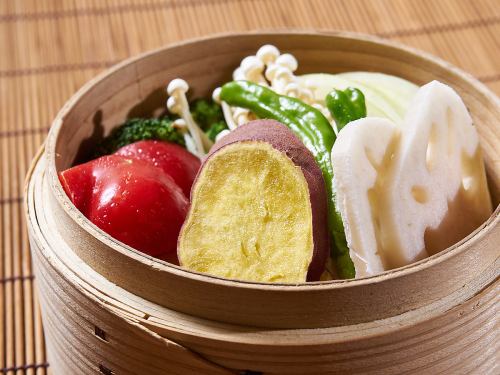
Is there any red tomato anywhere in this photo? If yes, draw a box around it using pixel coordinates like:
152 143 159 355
59 155 188 261
115 140 200 198
58 159 94 215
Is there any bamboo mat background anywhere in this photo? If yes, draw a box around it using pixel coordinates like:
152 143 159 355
0 0 499 373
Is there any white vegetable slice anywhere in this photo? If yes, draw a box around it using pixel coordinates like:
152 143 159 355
332 81 492 276
384 81 492 267
339 72 418 120
332 117 399 276
299 72 419 125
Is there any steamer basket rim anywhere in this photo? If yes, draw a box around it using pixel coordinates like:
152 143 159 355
43 30 500 290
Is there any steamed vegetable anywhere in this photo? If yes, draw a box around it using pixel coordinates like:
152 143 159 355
167 79 213 156
204 121 229 142
190 99 229 142
60 155 189 262
299 72 419 125
220 80 354 279
60 140 201 262
61 40 491 284
178 120 329 282
331 81 492 276
115 140 201 197
326 87 367 131
331 117 398 275
95 97 228 159
222 45 328 128
96 117 185 156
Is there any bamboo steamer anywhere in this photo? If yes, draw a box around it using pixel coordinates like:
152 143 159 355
26 32 499 374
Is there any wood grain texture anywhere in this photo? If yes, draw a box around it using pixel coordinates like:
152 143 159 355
27 149 499 373
2 0 500 373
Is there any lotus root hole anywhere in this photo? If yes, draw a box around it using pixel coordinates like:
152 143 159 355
446 108 455 155
411 186 428 204
426 123 438 172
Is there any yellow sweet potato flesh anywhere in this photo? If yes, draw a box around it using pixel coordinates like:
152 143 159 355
178 141 314 283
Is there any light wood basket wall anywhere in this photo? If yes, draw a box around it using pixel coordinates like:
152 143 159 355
26 32 500 374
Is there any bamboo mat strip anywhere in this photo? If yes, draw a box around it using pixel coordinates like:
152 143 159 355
1 0 499 373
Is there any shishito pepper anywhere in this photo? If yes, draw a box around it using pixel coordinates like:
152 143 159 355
326 87 367 131
220 80 355 279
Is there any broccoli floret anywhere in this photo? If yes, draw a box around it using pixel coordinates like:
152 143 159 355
95 99 228 157
190 99 229 141
96 117 185 156
205 121 228 142
190 99 223 130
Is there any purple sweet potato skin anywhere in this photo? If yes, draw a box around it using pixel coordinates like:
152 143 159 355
199 119 330 281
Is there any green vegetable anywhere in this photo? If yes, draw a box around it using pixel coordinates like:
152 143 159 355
190 99 228 141
220 80 355 278
326 87 366 131
299 72 419 126
190 99 223 129
205 120 228 141
96 117 185 156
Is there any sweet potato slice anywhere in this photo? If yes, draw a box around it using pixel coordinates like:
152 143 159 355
178 120 329 283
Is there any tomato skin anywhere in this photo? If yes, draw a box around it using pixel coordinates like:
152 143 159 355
59 155 188 260
115 140 200 198
59 161 94 215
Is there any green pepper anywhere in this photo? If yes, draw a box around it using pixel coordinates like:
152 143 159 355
220 80 355 279
326 87 366 131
